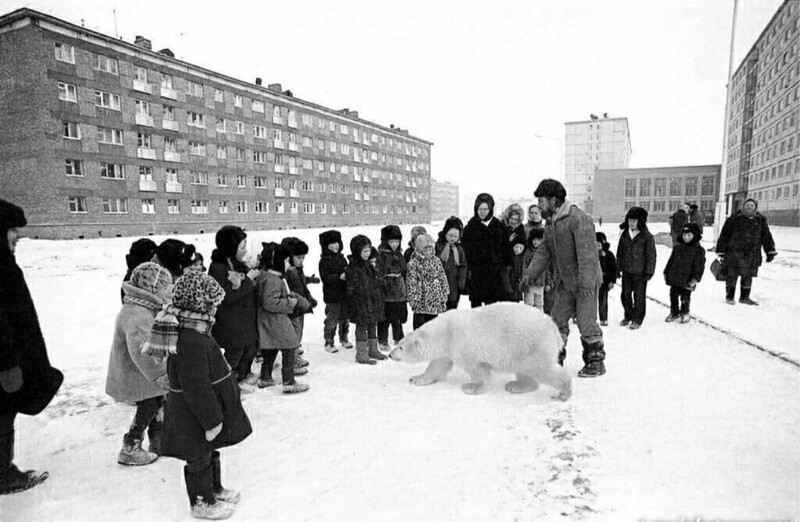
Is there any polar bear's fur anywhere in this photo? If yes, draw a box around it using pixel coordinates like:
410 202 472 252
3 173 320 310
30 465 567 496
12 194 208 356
388 302 572 400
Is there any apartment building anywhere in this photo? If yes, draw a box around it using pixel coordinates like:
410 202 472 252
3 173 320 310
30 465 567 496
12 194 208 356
430 179 459 221
0 9 433 239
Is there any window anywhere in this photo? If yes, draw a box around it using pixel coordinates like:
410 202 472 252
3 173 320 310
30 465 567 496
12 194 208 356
217 146 227 160
275 201 285 214
624 179 637 197
301 180 313 191
62 121 80 139
94 90 121 110
168 199 180 214
216 118 227 133
235 121 245 135
639 178 651 197
68 196 86 213
272 105 281 119
669 200 680 212
161 74 174 90
191 200 209 214
340 123 348 134
188 112 205 128
58 82 77 102
54 43 75 63
214 89 224 103
137 133 152 148
219 200 229 214
102 197 128 213
654 178 666 197
234 94 243 107
100 163 125 179
237 175 246 188
685 178 698 197
254 176 269 188
274 178 283 189
190 171 208 185
163 106 176 121
189 141 206 156
290 202 298 214
185 80 203 98
165 169 179 183
254 201 269 214
701 176 715 196
237 201 247 213
218 173 228 186
319 202 327 214
164 137 178 152
139 166 153 180
653 200 665 212
669 177 682 197
253 125 267 139
97 127 123 145
253 151 268 164
141 199 155 214
252 100 265 113
234 148 245 161
134 66 147 82
65 159 83 176
95 55 118 74
135 100 151 116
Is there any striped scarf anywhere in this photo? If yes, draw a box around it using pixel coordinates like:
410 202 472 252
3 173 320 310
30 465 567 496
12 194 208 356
141 304 215 360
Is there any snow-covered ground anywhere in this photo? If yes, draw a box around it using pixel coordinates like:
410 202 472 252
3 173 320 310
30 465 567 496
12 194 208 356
2 221 798 521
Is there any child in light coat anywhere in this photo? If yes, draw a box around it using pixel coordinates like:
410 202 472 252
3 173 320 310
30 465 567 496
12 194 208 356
522 228 549 310
406 233 449 330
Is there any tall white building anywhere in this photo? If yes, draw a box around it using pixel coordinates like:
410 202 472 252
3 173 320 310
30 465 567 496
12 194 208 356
563 116 631 214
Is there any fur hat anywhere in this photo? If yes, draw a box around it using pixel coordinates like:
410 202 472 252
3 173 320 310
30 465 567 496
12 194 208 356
281 237 309 257
350 234 372 258
510 232 527 249
528 227 545 245
179 244 203 270
319 229 344 254
473 193 495 220
625 206 648 223
534 179 567 201
172 270 225 315
380 225 403 242
125 238 157 271
129 261 173 296
596 231 609 250
438 216 464 243
679 222 702 244
369 246 379 260
259 242 291 274
212 225 247 262
156 239 188 277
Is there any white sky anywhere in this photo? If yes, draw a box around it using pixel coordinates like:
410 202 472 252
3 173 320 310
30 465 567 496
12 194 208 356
0 0 786 210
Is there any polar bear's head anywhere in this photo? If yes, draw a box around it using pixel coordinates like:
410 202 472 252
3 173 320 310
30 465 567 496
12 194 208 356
388 332 427 363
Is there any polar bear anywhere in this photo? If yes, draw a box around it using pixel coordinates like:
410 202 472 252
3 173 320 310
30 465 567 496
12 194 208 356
388 302 572 400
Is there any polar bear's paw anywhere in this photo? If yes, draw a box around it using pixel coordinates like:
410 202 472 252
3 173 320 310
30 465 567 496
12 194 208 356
461 382 487 395
409 374 438 386
505 376 539 394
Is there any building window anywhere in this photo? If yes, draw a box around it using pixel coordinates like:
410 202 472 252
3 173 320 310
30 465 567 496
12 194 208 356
62 121 80 139
58 82 77 102
102 197 128 213
136 100 151 117
252 100 265 113
164 137 178 152
139 166 154 180
319 202 327 214
65 159 83 176
218 173 228 186
191 200 209 214
237 175 246 188
189 142 206 156
253 151 267 164
275 202 285 214
167 199 180 214
653 178 666 197
161 74 174 90
97 127 123 145
54 43 75 63
137 133 152 148
639 201 650 212
254 201 269 214
95 55 119 74
190 171 208 185
638 178 651 197
68 196 86 213
235 121 245 135
234 94 243 108
624 178 637 197
94 90 121 110
187 112 205 128
669 177 682 197
701 176 715 196
100 163 125 179
253 125 267 139
234 148 245 161
134 66 147 83
185 80 203 98
217 146 227 160
254 176 269 188
163 106 176 122
216 118 227 134
685 178 698 197
214 89 224 103
141 199 155 214
302 203 315 213
237 201 247 213
165 168 178 183
219 200 229 214
653 200 665 212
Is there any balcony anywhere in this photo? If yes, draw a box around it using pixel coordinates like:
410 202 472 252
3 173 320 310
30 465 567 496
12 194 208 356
288 166 299 175
139 179 157 192
135 113 154 127
290 206 298 214
165 181 183 193
355 193 362 201
274 164 285 173
137 148 157 160
164 151 181 163
162 120 180 132
272 115 285 125
274 188 285 198
288 119 298 129
160 86 178 100
288 142 298 152
364 194 371 201
273 140 285 150
133 80 152 94
289 189 299 198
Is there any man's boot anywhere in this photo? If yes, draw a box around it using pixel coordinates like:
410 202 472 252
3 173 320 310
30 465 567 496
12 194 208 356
367 338 387 361
739 287 758 305
725 285 736 305
184 464 235 520
577 340 606 378
355 340 376 365
0 430 48 495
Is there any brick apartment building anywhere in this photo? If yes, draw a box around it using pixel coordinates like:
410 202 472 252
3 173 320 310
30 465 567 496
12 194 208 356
0 9 433 239
430 179 459 221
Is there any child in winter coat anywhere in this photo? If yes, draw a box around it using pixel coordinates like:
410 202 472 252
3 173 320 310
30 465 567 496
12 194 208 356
149 270 251 520
376 225 409 352
435 217 467 310
521 228 547 309
319 230 352 352
282 237 319 371
346 235 386 365
506 234 529 302
254 243 309 393
616 206 657 330
120 238 157 303
106 262 173 466
596 232 618 326
407 233 450 330
403 226 428 264
664 223 706 323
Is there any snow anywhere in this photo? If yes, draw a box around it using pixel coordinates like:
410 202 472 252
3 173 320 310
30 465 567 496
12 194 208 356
1 222 798 521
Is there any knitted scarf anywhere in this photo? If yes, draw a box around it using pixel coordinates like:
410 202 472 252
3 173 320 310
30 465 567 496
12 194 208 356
123 294 162 312
141 304 216 360
438 243 460 265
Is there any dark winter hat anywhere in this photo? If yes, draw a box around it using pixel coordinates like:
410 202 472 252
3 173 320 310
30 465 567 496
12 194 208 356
510 232 527 249
528 227 545 243
625 206 648 223
596 231 609 250
178 244 203 270
438 216 464 242
350 234 372 258
689 204 699 211
259 242 291 274
380 225 403 242
125 238 157 271
213 225 247 261
129 261 173 296
534 179 567 202
172 269 225 315
369 246 379 260
0 199 27 232
282 237 310 257
680 222 703 243
319 229 344 253
743 198 758 209
155 238 187 277
473 193 495 219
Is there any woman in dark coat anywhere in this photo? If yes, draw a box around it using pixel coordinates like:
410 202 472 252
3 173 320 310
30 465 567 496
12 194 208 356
715 198 777 305
208 226 259 392
0 199 63 495
156 270 251 519
461 193 512 307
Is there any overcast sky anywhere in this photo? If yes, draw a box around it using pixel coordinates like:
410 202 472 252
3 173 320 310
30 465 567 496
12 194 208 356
1 0 785 210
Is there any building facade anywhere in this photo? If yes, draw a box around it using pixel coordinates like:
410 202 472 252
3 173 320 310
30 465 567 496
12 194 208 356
724 0 800 226
592 165 721 224
430 179 458 221
0 9 433 239
564 115 631 214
